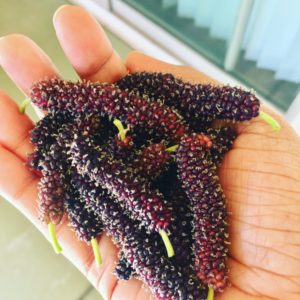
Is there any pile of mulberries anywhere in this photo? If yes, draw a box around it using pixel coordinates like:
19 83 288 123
26 72 264 299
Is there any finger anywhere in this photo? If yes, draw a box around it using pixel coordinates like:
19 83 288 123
53 5 127 83
111 278 142 300
86 234 118 300
0 34 59 95
0 91 34 161
125 51 216 84
0 145 123 292
0 145 92 267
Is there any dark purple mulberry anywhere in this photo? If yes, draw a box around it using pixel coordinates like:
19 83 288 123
26 149 43 172
28 112 72 170
153 165 195 273
70 135 171 234
116 72 260 122
30 79 190 143
114 252 135 280
30 111 72 146
77 177 207 300
66 171 103 243
34 113 102 225
206 126 237 166
176 134 229 292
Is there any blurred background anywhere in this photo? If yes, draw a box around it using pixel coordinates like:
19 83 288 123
0 0 299 299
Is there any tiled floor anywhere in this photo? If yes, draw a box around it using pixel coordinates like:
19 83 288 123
0 0 132 299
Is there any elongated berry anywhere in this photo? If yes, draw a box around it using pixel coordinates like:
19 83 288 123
153 165 195 272
116 72 260 122
30 79 190 143
38 163 66 225
34 113 102 225
30 111 72 146
176 134 229 292
66 171 103 243
28 112 72 169
114 252 135 280
77 177 207 299
206 126 237 166
70 135 171 234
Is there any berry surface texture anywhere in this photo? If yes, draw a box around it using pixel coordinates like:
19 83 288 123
28 72 265 300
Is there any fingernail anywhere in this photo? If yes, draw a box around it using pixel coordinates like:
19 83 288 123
53 4 71 23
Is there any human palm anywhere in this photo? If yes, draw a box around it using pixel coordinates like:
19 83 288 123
0 5 299 300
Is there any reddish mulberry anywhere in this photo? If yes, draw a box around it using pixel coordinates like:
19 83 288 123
38 163 66 225
106 135 135 160
116 72 260 122
30 79 190 143
176 134 229 292
70 135 171 234
78 177 207 300
129 143 172 180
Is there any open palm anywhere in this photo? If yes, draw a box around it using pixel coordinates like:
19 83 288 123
0 5 300 300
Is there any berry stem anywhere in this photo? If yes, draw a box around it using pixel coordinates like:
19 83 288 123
91 238 102 266
19 98 31 114
113 119 129 141
48 222 62 254
259 111 281 132
206 286 214 300
159 230 175 257
165 145 178 152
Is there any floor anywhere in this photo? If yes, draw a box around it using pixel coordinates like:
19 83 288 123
0 1 132 299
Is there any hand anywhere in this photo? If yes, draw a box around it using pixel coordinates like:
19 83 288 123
0 5 300 300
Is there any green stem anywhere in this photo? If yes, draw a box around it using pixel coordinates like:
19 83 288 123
113 119 129 141
165 144 178 152
19 98 31 114
259 111 281 132
206 286 214 300
91 238 102 266
159 230 175 258
48 222 62 254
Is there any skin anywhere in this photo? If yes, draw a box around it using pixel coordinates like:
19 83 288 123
0 5 300 300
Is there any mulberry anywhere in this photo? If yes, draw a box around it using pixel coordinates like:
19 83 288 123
38 113 102 221
30 111 72 146
30 79 190 143
70 135 174 256
153 165 195 273
116 72 260 122
66 171 103 243
106 135 134 160
206 126 237 166
31 113 102 255
176 134 229 292
28 112 72 169
78 177 207 300
26 149 43 172
114 252 135 280
129 143 172 180
38 163 66 225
